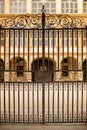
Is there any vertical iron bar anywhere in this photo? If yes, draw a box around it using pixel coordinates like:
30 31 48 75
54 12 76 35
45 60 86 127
0 25 1 58
77 82 78 122
62 83 64 122
67 83 69 122
86 26 87 123
0 26 2 123
57 29 59 75
28 30 30 71
85 79 87 123
72 82 74 122
37 29 41 122
18 29 20 58
27 30 30 122
37 30 39 122
32 29 36 123
9 83 10 123
18 29 20 122
28 83 29 122
18 83 20 122
77 29 78 122
37 30 39 71
14 29 15 75
4 83 5 122
48 30 51 123
13 30 15 123
23 83 24 123
13 83 15 123
81 82 83 122
9 29 10 123
42 5 45 124
37 83 39 122
47 29 49 123
1 30 6 122
58 82 59 122
81 29 83 122
4 28 6 122
28 83 30 123
4 28 6 76
62 29 64 123
52 29 54 122
72 29 74 122
23 30 25 123
67 29 69 122
0 83 2 123
57 30 59 122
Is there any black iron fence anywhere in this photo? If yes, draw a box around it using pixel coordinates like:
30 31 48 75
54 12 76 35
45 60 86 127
0 26 87 123
0 28 87 82
0 82 87 123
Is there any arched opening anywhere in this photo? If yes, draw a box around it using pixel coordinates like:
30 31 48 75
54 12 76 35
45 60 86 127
83 59 87 81
61 58 68 76
31 58 55 82
16 58 24 77
10 57 26 81
0 59 4 82
61 57 77 77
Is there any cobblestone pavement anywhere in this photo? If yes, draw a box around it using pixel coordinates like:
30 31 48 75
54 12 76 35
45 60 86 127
0 124 87 130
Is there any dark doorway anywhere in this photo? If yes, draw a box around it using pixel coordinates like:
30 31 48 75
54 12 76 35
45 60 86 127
31 58 54 82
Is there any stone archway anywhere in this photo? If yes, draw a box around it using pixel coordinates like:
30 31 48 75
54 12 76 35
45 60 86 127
31 58 55 82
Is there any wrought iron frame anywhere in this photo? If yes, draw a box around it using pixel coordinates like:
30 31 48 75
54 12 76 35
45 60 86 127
0 5 87 124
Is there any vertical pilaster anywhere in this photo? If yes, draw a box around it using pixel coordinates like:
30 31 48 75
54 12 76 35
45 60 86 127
4 0 10 13
56 0 61 13
26 0 32 13
78 0 83 14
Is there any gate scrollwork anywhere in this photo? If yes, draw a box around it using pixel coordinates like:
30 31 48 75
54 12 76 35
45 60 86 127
0 14 86 28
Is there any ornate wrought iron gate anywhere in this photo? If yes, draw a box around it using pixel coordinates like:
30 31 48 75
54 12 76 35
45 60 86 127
0 10 87 123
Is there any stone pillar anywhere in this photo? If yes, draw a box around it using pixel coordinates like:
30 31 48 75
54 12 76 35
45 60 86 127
26 0 32 13
4 0 10 13
56 0 61 13
78 0 83 13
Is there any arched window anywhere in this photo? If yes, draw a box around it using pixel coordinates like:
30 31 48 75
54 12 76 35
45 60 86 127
0 59 4 82
10 57 27 81
61 0 78 13
83 59 87 81
32 0 56 14
61 58 69 76
16 58 24 77
61 57 77 77
31 58 55 82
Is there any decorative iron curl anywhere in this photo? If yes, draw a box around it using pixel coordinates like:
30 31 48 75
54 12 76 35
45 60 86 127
0 14 86 28
0 14 41 28
46 14 86 28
